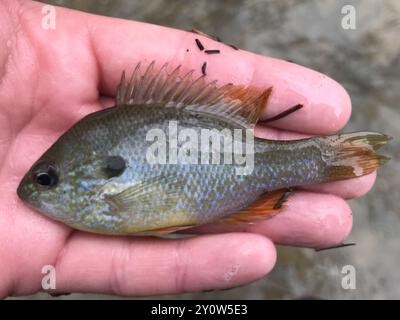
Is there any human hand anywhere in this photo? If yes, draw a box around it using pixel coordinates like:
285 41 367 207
0 0 376 297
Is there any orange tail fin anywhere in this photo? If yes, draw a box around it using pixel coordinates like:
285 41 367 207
321 132 391 180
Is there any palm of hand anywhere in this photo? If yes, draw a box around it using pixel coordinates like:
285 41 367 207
0 10 103 296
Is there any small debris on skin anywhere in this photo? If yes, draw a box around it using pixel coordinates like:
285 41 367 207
189 29 239 50
195 38 204 51
201 62 207 76
315 243 356 252
205 49 220 54
262 104 303 123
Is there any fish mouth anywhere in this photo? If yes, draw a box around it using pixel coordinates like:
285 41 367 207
16 174 33 202
17 177 27 200
16 177 49 214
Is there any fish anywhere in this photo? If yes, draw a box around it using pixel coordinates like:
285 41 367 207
17 61 391 235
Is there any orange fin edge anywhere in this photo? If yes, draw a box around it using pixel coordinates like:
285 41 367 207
218 188 292 224
136 224 195 236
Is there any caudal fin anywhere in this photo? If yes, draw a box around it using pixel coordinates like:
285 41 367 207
321 132 391 180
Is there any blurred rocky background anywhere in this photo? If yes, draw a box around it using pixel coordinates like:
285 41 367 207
32 0 399 299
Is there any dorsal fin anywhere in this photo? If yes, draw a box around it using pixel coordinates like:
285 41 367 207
116 61 272 128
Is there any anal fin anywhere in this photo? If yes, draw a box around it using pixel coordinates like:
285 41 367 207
218 188 291 224
134 224 195 236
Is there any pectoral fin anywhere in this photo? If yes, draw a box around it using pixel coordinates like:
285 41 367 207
104 176 184 211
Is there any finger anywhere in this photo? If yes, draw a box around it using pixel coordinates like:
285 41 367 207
303 172 377 200
84 14 351 134
53 233 276 296
187 191 353 249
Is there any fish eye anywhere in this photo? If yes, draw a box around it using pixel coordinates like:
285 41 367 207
33 165 58 188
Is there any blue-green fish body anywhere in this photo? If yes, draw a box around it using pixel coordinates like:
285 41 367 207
17 62 390 235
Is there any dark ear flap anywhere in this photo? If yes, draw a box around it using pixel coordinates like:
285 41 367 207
102 156 126 178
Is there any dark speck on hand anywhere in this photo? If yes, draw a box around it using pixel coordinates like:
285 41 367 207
195 38 204 51
205 49 220 54
201 62 207 76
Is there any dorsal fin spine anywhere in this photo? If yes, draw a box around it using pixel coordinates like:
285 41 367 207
116 61 272 129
